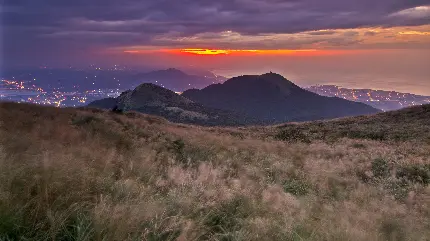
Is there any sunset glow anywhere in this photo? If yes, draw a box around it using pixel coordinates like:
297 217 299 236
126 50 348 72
177 49 318 55
179 49 232 55
123 48 324 56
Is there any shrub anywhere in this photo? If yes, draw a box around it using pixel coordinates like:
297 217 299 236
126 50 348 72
283 178 310 196
351 143 366 149
385 179 409 201
396 164 430 184
170 139 186 164
346 130 386 141
146 230 181 241
275 128 311 143
111 106 123 114
199 197 251 241
71 114 99 126
371 158 390 178
172 139 185 154
379 219 406 241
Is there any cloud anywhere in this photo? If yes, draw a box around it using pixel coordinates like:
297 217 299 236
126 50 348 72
3 0 430 66
364 31 378 36
343 31 360 37
307 30 339 36
389 6 430 19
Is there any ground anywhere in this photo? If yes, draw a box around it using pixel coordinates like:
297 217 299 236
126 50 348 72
0 102 429 241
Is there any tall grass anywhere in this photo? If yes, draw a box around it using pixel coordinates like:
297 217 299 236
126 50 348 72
0 102 429 240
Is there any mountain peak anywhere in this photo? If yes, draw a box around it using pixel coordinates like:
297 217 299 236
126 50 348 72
182 73 379 123
261 72 283 77
258 72 297 88
144 68 189 78
216 72 299 96
165 68 185 74
134 82 170 91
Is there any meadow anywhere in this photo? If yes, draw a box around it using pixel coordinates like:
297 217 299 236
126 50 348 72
0 102 429 241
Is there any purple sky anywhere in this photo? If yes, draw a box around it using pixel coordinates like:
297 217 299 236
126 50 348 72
2 0 430 94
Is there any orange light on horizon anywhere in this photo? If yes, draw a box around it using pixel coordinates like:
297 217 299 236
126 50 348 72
124 50 140 53
122 48 369 56
179 49 231 55
173 48 318 55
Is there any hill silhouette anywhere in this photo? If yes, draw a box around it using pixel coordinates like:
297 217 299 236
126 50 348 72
182 73 380 123
88 83 258 126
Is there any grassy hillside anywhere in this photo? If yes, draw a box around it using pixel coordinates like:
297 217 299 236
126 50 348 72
0 102 429 241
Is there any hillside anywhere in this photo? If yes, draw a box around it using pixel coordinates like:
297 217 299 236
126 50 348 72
88 83 258 126
0 102 429 240
272 104 430 143
182 73 380 123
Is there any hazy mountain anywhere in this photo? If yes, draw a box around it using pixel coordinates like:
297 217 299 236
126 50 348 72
1 68 225 94
182 73 380 123
88 83 258 126
133 68 224 92
180 68 228 82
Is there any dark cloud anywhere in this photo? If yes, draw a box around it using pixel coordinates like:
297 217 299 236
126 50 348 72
2 0 430 66
343 31 360 37
307 30 339 35
364 31 378 36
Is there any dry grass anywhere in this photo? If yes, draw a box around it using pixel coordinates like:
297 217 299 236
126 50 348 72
0 102 429 241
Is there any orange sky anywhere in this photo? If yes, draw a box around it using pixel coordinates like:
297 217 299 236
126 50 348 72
119 25 430 56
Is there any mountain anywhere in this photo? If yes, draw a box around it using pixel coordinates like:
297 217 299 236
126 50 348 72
180 68 228 82
132 68 224 92
182 73 380 123
88 83 258 126
1 101 429 240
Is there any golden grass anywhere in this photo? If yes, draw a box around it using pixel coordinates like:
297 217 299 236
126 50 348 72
0 102 429 240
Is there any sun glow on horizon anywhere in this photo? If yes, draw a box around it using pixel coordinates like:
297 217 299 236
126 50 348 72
176 48 319 55
123 48 323 56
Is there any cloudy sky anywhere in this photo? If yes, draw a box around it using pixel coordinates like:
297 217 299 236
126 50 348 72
2 0 430 93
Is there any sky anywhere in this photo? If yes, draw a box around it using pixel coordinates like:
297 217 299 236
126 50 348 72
2 0 430 94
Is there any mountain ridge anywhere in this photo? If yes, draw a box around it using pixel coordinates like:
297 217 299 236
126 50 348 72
182 73 380 123
88 83 259 126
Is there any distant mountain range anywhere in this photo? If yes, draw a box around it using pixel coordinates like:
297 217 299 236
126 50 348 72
1 68 226 93
306 85 430 111
132 68 226 92
182 73 379 123
89 73 379 126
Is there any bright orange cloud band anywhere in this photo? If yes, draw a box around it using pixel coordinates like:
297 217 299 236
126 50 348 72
176 48 319 55
123 48 327 56
121 48 378 56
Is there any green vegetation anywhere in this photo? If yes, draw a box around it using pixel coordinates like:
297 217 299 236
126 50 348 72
0 102 429 240
282 178 310 196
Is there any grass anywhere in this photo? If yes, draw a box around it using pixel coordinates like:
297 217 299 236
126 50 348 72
0 102 429 240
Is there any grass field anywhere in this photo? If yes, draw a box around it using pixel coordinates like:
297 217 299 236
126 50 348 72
0 102 429 241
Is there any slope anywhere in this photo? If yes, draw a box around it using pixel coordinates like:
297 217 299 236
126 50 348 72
0 102 429 240
88 83 258 126
182 73 380 123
